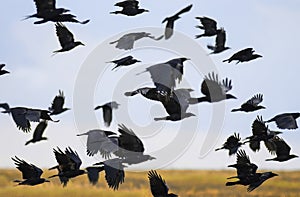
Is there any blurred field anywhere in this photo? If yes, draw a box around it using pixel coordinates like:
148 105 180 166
0 169 300 197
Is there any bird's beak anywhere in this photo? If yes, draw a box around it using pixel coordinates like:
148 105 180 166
136 60 142 62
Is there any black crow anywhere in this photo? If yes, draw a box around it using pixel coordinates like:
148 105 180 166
110 32 163 50
266 113 300 130
148 170 178 197
12 156 49 186
244 116 282 152
189 72 236 104
223 48 262 64
53 23 84 54
49 90 70 115
108 55 141 70
49 147 85 187
162 4 193 40
25 120 48 145
231 94 265 112
77 129 118 158
94 101 120 127
215 132 244 155
226 150 278 192
110 0 149 16
266 136 298 162
195 16 218 38
207 28 230 54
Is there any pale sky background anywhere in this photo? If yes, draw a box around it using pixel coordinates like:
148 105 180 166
0 0 300 171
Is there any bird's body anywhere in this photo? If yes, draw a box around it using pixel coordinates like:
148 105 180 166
53 23 84 54
124 87 161 101
245 116 282 152
231 94 265 112
215 133 244 155
189 72 236 104
94 101 120 127
0 103 57 132
266 113 300 130
162 4 193 39
148 170 178 197
110 0 149 16
226 150 277 192
0 64 10 76
207 28 230 54
110 32 163 50
12 156 49 186
266 137 298 162
49 147 85 187
195 16 218 38
223 48 262 64
49 90 70 115
109 55 141 70
25 120 48 145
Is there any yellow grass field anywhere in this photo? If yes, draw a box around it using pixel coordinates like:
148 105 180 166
0 169 299 197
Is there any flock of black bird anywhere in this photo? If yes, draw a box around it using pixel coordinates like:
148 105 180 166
1 0 299 196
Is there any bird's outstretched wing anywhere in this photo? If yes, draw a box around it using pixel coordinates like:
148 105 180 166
148 170 169 196
12 156 43 179
55 23 74 48
246 94 263 107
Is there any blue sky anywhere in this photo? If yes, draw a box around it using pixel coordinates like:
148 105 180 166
0 0 300 170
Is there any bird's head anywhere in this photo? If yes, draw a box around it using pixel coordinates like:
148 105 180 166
184 112 196 118
293 113 300 119
267 172 279 178
1 70 10 74
290 154 299 159
180 57 191 63
257 106 266 110
253 54 263 59
226 94 237 100
75 41 85 46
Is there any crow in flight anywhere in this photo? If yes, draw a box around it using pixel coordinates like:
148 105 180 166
94 101 120 127
223 48 262 64
266 112 300 130
189 72 236 104
53 23 84 54
108 55 141 71
195 16 218 39
231 94 265 112
148 170 178 197
207 28 230 54
162 4 193 39
0 64 10 76
110 0 149 16
12 156 49 186
215 132 245 155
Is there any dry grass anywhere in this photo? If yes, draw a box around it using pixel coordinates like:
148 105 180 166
0 169 300 197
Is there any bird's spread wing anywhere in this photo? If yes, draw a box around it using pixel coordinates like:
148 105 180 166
32 120 48 139
103 159 125 190
65 147 82 169
50 90 65 112
55 23 74 48
86 166 104 185
115 0 139 8
246 94 263 107
174 4 193 17
252 116 267 135
216 28 226 48
201 72 229 98
198 17 217 30
273 137 291 157
12 156 43 179
148 170 169 196
11 108 31 132
34 0 56 13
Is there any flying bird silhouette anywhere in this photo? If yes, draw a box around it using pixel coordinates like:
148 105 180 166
231 94 265 112
195 16 218 39
25 0 89 24
189 72 236 104
53 23 84 54
49 90 70 115
0 64 10 76
110 0 149 16
223 48 262 64
215 132 245 155
244 116 282 152
265 136 298 162
77 129 118 158
0 103 58 132
154 88 195 121
94 101 120 127
162 4 193 39
148 170 178 197
25 120 48 145
108 55 141 70
110 32 163 50
49 147 85 187
138 57 190 99
226 150 278 192
12 156 50 186
207 28 230 54
266 113 300 130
